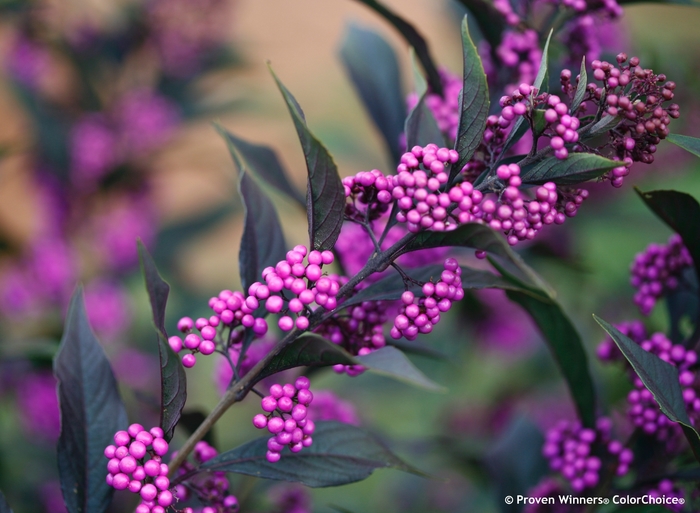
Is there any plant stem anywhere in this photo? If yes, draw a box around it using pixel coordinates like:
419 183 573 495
168 230 417 476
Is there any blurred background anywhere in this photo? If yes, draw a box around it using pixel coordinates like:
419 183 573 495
0 0 700 511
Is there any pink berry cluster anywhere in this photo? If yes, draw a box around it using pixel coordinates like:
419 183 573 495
391 258 464 340
104 424 173 512
496 30 542 92
307 390 360 425
252 377 315 462
172 441 239 513
478 164 588 246
317 299 388 376
406 69 463 142
541 91 581 160
393 144 483 233
343 169 394 222
586 54 680 185
630 234 693 315
542 418 632 492
254 245 342 332
171 288 268 368
646 480 685 513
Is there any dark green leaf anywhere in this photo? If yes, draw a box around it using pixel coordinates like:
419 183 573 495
452 0 506 51
270 68 345 252
251 334 355 386
0 489 13 513
520 153 620 185
343 264 525 309
339 24 406 163
667 133 700 159
138 242 187 441
199 421 419 487
508 292 596 427
138 241 170 339
214 125 306 207
54 289 128 513
352 0 443 96
499 31 552 158
356 345 445 391
636 189 700 345
570 57 587 114
405 94 445 149
451 16 490 182
238 172 287 292
250 335 443 391
580 114 620 139
398 223 554 298
594 315 700 463
486 417 548 513
666 269 698 343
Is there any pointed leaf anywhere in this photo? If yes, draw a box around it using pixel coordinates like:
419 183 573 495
398 223 554 298
54 289 128 513
0 489 13 513
570 57 588 115
520 153 620 185
251 334 356 386
451 16 490 182
215 126 306 207
636 189 700 344
594 315 700 463
270 68 345 252
343 264 525 309
238 171 287 292
356 346 445 392
352 0 442 96
667 133 700 159
339 24 406 163
138 240 169 339
405 93 445 149
499 31 552 158
580 114 621 139
452 0 506 51
138 242 187 441
250 335 443 391
508 291 596 427
199 421 419 487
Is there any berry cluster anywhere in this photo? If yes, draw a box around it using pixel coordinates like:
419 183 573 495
391 258 464 340
646 480 685 513
317 299 388 376
255 246 342 331
542 92 581 160
478 165 587 246
171 288 268 368
542 418 632 492
630 234 693 315
172 441 239 513
252 377 315 462
104 424 173 512
307 390 360 425
588 54 680 185
343 169 394 222
393 144 482 233
496 29 542 93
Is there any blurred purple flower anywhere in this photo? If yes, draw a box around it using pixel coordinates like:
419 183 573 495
16 371 60 442
40 481 67 513
69 114 120 184
306 390 360 425
268 484 312 513
474 288 537 354
83 279 132 339
114 89 179 155
5 34 50 89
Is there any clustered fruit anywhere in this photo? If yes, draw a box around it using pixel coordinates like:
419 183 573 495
542 417 632 492
104 424 173 512
630 234 693 315
172 441 239 513
391 258 464 340
252 377 315 463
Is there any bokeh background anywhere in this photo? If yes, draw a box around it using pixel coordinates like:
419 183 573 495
1 0 700 511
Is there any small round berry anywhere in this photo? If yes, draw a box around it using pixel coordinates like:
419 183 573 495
295 376 310 390
278 396 293 412
177 317 194 332
152 437 169 456
182 354 196 368
261 396 278 412
157 490 174 508
128 480 142 493
266 450 281 463
114 431 130 447
144 459 161 477
141 483 158 501
297 389 313 405
267 417 285 434
112 473 130 490
253 414 268 429
154 476 170 491
104 445 116 458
